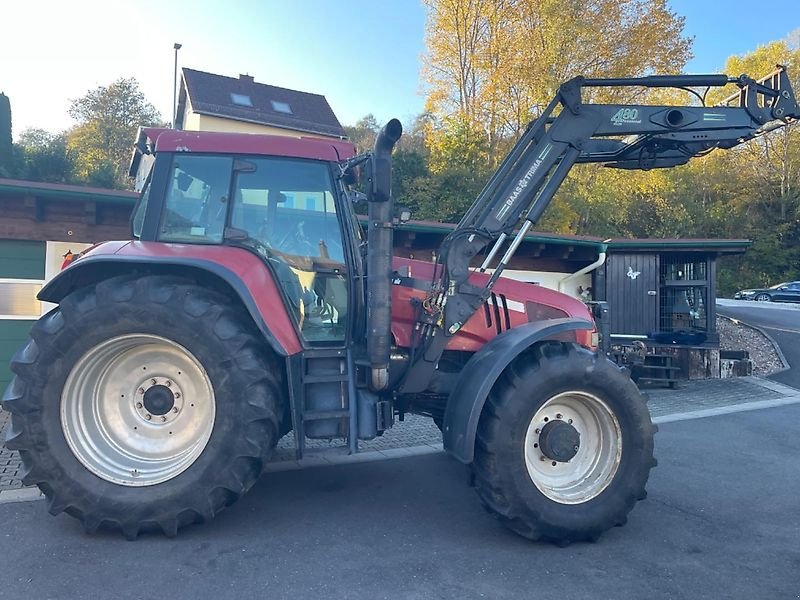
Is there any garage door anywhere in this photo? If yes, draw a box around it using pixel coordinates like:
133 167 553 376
0 240 45 392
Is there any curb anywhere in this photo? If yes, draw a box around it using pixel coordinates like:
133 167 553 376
0 487 44 505
717 314 791 374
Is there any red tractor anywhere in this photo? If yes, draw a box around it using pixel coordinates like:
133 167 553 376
4 68 797 543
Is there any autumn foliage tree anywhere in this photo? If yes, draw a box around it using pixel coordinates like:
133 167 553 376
416 0 694 223
67 78 162 188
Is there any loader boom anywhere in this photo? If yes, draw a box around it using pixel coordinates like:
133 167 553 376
405 66 800 377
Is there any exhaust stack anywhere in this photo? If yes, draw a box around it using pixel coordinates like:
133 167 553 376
367 118 403 390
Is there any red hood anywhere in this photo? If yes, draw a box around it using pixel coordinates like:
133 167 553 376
390 257 595 352
392 256 590 317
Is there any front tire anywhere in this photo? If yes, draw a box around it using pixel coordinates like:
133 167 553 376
472 342 656 544
754 293 771 302
2 275 283 538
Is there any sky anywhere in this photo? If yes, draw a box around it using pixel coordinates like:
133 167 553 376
1 0 798 140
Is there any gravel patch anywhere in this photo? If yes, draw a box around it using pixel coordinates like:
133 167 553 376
717 316 784 376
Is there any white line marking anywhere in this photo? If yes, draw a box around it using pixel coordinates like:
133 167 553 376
654 395 800 424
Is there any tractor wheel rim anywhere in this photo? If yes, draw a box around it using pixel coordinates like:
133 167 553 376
61 334 215 487
524 391 622 504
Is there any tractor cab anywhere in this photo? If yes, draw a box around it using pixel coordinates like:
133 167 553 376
129 128 363 347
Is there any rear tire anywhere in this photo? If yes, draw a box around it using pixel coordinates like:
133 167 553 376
472 342 656 544
2 275 283 539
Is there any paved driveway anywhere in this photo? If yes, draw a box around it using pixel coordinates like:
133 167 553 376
717 299 800 389
1 403 798 600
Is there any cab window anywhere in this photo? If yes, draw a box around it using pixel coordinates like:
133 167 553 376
159 155 233 243
230 158 348 343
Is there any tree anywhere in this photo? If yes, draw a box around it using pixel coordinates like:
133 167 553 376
67 78 162 188
16 128 76 184
0 93 12 177
343 114 381 152
423 0 693 167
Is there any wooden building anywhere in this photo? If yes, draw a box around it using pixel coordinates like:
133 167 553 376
0 178 136 389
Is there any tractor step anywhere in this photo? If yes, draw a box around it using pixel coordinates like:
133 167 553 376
302 374 349 384
288 349 359 460
302 409 350 421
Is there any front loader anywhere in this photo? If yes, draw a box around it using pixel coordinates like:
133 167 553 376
3 67 797 543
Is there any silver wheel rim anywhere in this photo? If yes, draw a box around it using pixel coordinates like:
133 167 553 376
756 294 770 302
61 334 215 486
524 391 622 504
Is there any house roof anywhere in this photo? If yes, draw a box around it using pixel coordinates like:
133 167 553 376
391 219 751 255
177 68 346 138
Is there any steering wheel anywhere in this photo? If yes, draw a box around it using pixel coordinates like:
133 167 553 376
274 221 317 257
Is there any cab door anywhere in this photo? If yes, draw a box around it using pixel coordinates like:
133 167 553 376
227 157 353 346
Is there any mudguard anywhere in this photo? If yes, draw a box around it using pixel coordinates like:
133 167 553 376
39 251 302 357
442 318 594 464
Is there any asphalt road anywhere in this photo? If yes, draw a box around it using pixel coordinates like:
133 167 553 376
1 404 799 600
717 299 800 389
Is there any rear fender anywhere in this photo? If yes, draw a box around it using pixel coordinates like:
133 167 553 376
39 254 302 357
442 318 594 464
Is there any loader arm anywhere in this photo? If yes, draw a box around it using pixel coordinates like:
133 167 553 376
404 66 799 381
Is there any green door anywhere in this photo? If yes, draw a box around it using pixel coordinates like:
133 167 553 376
0 240 46 392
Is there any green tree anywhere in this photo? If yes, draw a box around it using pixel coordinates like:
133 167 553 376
16 128 76 184
0 92 12 177
67 78 161 188
343 114 380 152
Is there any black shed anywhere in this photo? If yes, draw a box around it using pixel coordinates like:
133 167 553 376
596 239 750 346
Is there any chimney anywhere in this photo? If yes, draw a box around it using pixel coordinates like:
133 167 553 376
239 74 254 84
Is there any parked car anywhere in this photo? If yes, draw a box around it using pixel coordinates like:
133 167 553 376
734 281 800 302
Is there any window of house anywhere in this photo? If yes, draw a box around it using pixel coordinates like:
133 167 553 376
270 100 292 114
230 93 253 107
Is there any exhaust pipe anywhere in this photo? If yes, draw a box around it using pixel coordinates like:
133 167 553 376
367 118 403 390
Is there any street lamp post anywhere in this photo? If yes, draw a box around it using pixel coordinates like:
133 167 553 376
173 43 182 129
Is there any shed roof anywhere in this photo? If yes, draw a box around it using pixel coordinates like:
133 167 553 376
0 178 138 205
393 219 751 255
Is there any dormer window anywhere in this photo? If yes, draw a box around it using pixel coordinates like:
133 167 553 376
270 100 292 114
230 93 253 107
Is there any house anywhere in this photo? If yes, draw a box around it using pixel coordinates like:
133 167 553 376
174 68 346 139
